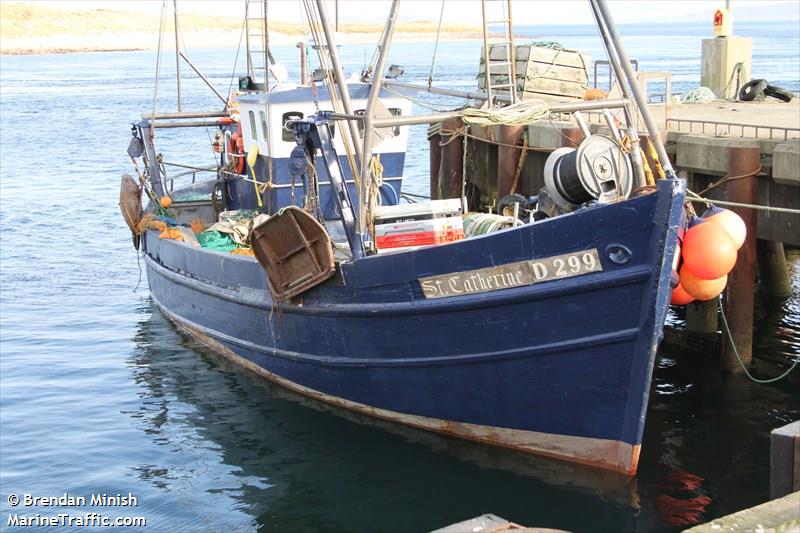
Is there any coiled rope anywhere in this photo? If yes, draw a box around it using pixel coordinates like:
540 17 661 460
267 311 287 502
461 99 550 126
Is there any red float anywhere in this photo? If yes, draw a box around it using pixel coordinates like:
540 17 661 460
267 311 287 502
701 206 747 249
681 220 737 280
680 264 727 301
670 282 695 305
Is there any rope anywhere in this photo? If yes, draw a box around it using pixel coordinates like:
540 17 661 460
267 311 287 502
461 124 468 199
719 301 798 383
646 137 666 180
461 99 550 126
687 195 800 215
696 165 762 196
427 0 446 88
382 84 466 113
509 131 528 193
721 62 748 101
640 147 655 186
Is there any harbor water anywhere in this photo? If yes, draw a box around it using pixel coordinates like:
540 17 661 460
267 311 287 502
1 21 798 532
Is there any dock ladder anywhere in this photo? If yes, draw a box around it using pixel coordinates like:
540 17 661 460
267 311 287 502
481 0 517 105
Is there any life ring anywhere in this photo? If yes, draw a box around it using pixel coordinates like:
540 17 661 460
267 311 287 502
226 126 245 174
739 79 767 101
764 84 794 103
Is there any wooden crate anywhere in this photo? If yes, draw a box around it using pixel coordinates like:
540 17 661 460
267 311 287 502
478 43 591 102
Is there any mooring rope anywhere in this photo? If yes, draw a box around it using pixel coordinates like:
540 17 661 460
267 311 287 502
719 301 799 383
687 191 800 215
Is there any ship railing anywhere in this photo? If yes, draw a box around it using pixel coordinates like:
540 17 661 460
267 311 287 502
160 161 217 192
664 119 800 140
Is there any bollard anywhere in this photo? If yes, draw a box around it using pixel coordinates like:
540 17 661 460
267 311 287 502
496 124 525 198
439 117 464 200
757 240 792 298
721 144 759 374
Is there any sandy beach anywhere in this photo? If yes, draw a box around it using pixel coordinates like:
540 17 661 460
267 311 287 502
0 3 481 55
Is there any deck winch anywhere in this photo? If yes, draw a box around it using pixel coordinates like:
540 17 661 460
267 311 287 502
543 134 632 210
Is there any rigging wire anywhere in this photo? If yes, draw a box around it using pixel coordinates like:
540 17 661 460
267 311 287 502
427 0 446 88
301 0 360 184
150 0 168 140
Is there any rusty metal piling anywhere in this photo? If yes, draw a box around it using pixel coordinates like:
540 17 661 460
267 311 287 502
721 144 760 374
496 125 525 198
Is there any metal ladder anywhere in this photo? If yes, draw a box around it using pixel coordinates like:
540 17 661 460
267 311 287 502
245 0 272 88
481 0 517 105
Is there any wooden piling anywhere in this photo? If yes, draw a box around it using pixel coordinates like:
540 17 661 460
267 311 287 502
439 117 464 199
721 144 759 374
686 298 719 335
496 125 524 198
429 128 442 200
757 240 792 298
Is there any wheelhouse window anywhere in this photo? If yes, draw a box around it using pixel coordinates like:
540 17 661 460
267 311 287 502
259 110 269 141
248 110 257 141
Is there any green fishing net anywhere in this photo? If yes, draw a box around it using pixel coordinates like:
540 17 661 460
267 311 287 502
196 230 238 252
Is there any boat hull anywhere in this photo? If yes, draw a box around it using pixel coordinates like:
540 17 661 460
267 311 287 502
143 179 685 475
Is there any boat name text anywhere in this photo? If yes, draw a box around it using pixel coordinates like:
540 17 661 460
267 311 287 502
419 249 602 299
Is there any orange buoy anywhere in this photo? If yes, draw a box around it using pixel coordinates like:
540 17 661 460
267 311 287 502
583 88 608 101
680 264 727 301
681 219 737 280
160 196 172 208
701 206 746 249
670 282 695 305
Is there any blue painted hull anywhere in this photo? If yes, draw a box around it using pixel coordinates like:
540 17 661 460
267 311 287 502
143 179 685 474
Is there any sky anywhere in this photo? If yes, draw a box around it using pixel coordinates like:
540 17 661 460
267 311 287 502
29 0 800 25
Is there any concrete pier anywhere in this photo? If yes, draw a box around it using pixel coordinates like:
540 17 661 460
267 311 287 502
684 491 800 532
771 421 800 499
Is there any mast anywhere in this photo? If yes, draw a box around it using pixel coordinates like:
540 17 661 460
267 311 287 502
173 0 182 111
315 0 364 166
357 0 401 249
592 0 675 176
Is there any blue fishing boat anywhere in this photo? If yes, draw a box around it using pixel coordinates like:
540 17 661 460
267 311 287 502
120 0 686 474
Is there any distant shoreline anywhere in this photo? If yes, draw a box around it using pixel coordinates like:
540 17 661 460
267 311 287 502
0 3 485 56
1 30 554 56
0 30 488 56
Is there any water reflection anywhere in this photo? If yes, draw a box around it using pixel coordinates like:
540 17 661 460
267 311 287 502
128 304 641 532
126 250 799 533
